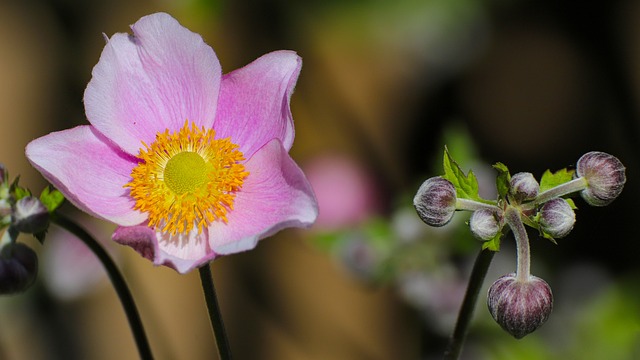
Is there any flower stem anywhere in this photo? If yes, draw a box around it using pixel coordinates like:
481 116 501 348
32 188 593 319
198 264 232 360
443 247 495 360
456 198 500 212
522 177 587 211
504 206 530 283
51 213 153 360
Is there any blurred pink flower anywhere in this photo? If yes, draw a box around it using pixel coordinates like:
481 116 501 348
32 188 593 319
26 13 318 273
305 155 380 230
43 216 118 300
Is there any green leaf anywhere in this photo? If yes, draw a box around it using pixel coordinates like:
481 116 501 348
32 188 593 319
13 186 31 200
482 230 502 251
442 146 482 202
539 168 575 193
39 187 65 213
493 162 511 200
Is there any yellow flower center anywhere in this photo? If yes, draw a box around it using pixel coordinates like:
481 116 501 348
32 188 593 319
125 121 248 235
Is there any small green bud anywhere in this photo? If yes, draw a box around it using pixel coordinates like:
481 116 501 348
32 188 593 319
539 198 575 238
487 273 553 339
576 151 625 206
413 177 456 227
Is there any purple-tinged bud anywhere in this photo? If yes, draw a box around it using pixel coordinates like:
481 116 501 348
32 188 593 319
539 198 575 238
12 196 49 234
576 151 626 206
0 164 7 185
487 273 553 339
413 177 457 227
510 172 539 201
0 243 38 295
470 209 501 240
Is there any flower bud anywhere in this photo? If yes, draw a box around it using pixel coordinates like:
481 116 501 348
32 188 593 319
12 196 49 234
470 209 501 240
0 164 7 185
487 273 553 339
0 243 38 295
576 151 626 206
539 198 575 238
510 172 539 201
413 177 456 227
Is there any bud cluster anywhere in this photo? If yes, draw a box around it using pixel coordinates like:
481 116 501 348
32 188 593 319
413 150 626 339
0 164 60 295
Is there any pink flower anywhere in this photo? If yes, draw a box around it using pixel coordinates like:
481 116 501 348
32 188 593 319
25 13 318 273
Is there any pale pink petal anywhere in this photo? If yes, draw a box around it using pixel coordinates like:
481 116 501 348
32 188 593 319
208 139 318 254
214 50 301 158
26 126 146 226
84 12 221 155
113 225 215 274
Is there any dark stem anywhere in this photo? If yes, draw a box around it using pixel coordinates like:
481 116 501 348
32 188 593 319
198 264 232 360
51 214 153 360
443 248 495 360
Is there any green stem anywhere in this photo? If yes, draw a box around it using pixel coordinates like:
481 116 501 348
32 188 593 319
51 214 153 360
199 264 232 360
443 248 495 360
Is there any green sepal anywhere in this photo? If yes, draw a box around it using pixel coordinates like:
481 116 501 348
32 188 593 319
443 146 485 202
481 230 503 251
10 176 31 200
539 168 575 193
530 212 559 245
493 162 511 200
39 187 65 213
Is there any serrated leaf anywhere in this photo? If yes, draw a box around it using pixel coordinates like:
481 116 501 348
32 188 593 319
539 168 575 193
442 146 482 202
493 162 511 200
39 187 65 213
482 230 502 251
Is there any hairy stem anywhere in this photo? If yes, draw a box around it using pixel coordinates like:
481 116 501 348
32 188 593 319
522 177 587 210
456 198 500 212
51 213 153 360
504 206 531 282
443 248 495 360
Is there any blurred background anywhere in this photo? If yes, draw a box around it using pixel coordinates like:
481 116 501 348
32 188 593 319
1 0 639 359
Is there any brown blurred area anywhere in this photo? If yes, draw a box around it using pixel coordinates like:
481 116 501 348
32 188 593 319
1 0 639 359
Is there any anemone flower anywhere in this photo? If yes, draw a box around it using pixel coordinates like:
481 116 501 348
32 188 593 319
26 13 318 273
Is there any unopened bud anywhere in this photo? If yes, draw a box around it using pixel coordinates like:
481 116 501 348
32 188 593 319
470 209 501 240
12 196 49 234
413 177 457 227
576 151 626 206
510 172 539 201
0 164 7 185
0 243 38 294
539 198 575 238
487 273 553 339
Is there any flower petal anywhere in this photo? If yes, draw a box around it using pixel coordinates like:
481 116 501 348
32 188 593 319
84 12 221 155
214 50 301 158
25 126 146 226
113 225 215 274
208 139 318 255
